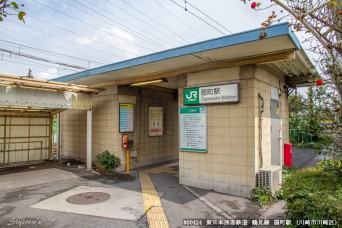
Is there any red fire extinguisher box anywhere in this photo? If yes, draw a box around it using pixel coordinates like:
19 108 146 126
284 143 293 167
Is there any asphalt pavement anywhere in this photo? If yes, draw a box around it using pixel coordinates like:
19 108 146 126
1 147 323 228
0 160 286 228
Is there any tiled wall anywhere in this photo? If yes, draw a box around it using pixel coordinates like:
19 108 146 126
178 65 288 197
60 109 87 159
60 86 179 170
129 89 179 168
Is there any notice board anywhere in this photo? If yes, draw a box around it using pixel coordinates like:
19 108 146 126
119 103 134 132
179 106 207 152
149 107 163 136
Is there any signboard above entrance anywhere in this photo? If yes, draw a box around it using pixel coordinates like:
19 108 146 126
184 83 239 105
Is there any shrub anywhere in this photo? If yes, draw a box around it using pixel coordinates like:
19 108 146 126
282 167 342 223
251 187 275 206
317 159 342 177
95 151 121 173
282 165 297 181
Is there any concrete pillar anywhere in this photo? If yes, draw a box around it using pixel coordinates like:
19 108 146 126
87 109 92 170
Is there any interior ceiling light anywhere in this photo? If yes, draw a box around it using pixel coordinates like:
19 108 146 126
130 78 167 87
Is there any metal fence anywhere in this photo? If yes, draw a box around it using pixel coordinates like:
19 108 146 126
289 129 314 144
0 141 43 168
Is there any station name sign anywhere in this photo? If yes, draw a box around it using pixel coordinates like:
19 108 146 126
184 83 239 105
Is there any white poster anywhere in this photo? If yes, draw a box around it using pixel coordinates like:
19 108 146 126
179 106 207 152
149 107 163 136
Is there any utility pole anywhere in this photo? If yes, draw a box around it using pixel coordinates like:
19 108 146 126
27 69 33 78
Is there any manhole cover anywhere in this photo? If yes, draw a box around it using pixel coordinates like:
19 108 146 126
66 192 111 205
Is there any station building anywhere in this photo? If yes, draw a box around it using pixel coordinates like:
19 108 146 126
51 23 314 197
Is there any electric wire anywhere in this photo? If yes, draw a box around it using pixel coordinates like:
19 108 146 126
151 0 206 39
170 0 226 35
0 56 79 72
7 20 125 61
27 15 140 57
69 0 168 50
120 0 190 44
0 40 106 65
4 23 151 77
184 1 233 34
0 63 61 76
2 27 110 66
32 0 156 53
106 1 180 47
0 48 87 70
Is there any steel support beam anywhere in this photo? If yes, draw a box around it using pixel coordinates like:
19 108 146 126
0 86 92 110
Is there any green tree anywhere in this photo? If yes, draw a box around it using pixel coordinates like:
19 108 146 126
242 0 342 155
0 0 25 22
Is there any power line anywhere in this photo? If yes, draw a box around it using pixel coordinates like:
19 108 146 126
170 0 226 35
151 0 206 39
7 20 125 61
27 14 139 57
5 20 151 77
32 0 156 53
3 27 110 66
0 48 87 70
184 1 233 34
106 1 180 47
120 0 190 44
0 63 61 76
69 0 168 50
1 56 79 72
0 40 106 65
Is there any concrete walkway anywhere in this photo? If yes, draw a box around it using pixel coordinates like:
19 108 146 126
147 163 286 227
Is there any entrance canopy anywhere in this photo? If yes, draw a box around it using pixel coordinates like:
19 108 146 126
0 74 98 168
54 23 315 88
0 74 99 117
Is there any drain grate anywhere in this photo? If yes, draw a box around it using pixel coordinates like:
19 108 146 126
66 192 110 205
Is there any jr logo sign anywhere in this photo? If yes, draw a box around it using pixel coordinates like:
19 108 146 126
184 87 199 105
186 91 198 100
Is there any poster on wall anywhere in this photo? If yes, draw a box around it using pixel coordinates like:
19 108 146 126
179 106 207 152
149 107 163 136
119 103 134 132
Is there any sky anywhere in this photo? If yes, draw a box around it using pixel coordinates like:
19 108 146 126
0 0 313 80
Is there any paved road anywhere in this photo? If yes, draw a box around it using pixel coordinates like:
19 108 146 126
0 161 284 228
292 147 326 168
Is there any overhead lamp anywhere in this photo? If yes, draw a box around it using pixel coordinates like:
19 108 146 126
130 78 167 87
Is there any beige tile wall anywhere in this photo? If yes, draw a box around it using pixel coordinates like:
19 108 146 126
60 86 179 171
60 109 87 159
179 65 289 197
61 86 120 161
129 89 178 169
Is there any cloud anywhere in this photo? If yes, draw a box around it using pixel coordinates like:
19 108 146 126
38 68 58 80
73 25 141 59
75 37 94 46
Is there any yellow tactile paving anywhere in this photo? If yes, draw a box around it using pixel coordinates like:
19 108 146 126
139 171 170 228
